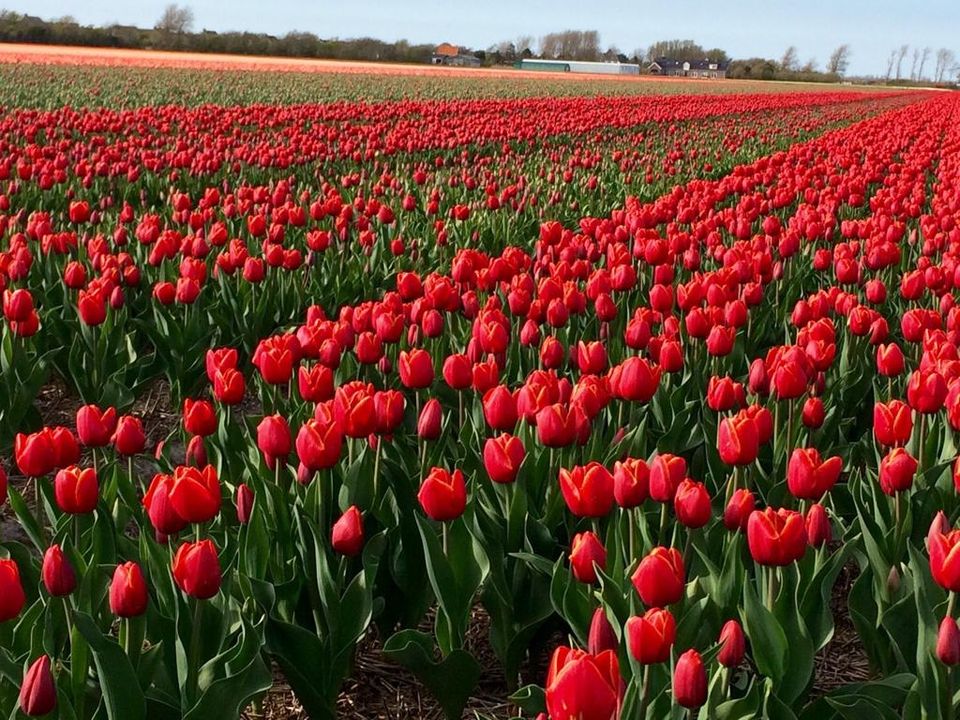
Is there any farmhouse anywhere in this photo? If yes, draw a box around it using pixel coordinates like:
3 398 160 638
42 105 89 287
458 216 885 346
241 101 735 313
430 43 482 67
648 57 728 78
515 58 640 75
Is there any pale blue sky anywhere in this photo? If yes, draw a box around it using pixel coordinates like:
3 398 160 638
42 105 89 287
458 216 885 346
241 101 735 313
7 0 959 78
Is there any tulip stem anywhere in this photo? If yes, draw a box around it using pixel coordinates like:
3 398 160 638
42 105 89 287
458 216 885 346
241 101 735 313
949 592 956 619
628 508 636 564
917 413 926 478
639 665 651 719
188 599 204 704
372 439 383 504
442 523 449 557
767 567 779 611
659 503 669 544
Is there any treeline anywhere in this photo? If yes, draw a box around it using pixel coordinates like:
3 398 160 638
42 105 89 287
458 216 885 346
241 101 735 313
0 11 437 63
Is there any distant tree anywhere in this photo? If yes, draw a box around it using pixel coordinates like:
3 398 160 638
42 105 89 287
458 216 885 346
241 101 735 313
895 44 908 79
514 35 534 57
539 30 601 61
884 48 897 80
703 48 730 64
780 45 799 72
826 44 850 76
918 46 931 80
646 39 705 63
934 48 955 82
909 47 920 80
801 57 817 73
155 4 193 34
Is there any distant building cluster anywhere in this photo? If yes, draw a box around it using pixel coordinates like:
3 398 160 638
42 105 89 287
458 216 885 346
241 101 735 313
647 57 728 78
430 43 481 67
515 59 640 75
429 44 728 79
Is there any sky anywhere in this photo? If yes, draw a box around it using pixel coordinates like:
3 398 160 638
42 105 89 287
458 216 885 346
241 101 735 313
7 0 959 78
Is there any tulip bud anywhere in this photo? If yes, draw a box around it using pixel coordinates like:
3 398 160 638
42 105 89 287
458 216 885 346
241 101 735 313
587 607 618 655
235 483 254 524
937 617 960 665
717 619 745 667
805 503 832 548
19 655 56 717
172 539 221 599
331 506 365 556
417 398 442 440
723 488 754 532
674 649 707 708
109 562 148 617
42 544 76 597
886 564 901 595
0 558 26 621
185 435 207 468
569 531 606 584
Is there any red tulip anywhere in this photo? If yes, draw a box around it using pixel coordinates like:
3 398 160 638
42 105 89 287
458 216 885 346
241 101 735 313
673 479 711 528
418 467 467 521
172 539 221 599
143 473 189 536
674 649 707 708
613 458 649 508
482 385 518 431
331 506 365 556
235 483 254 524
442 354 472 389
257 414 291 466
54 465 98 514
938 617 960 665
625 607 675 664
372 390 404 435
805 503 832 547
747 507 806 566
14 430 56 477
0 557 26 621
19 655 56 717
168 465 221 524
296 418 343 471
632 546 685 607
109 562 148 617
559 462 615 518
610 356 660 403
545 647 620 720
724 488 755 532
906 369 947 414
483 433 525 484
42 544 76 597
297 364 334 403
929 527 960 592
569 531 606 583
333 382 376 438
399 349 434 389
878 448 917 496
113 415 146 456
717 619 745 667
76 404 117 447
182 398 216 437
536 403 576 447
213 368 246 405
873 400 912 446
649 453 686 503
786 447 842 500
802 397 825 429
417 398 442 440
876 343 905 377
717 410 759 466
588 608 618 655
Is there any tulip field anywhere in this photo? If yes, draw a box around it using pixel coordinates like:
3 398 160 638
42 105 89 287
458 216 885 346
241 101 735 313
2 59 960 720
